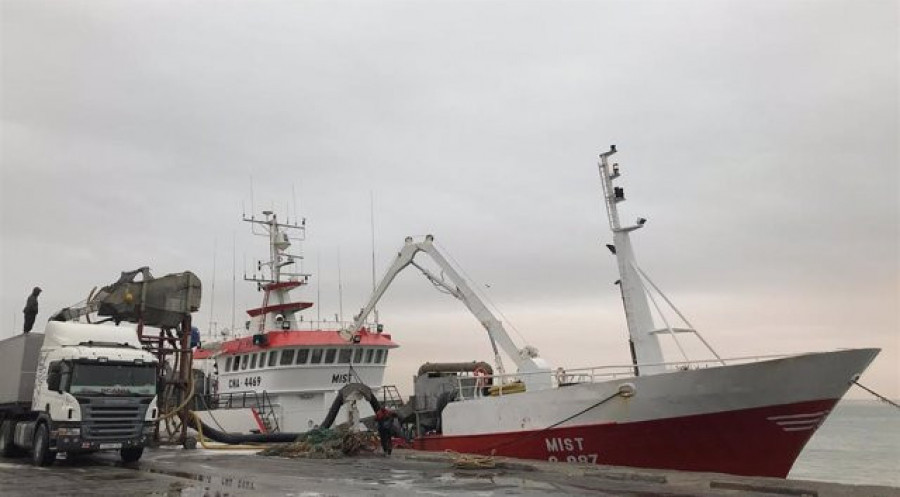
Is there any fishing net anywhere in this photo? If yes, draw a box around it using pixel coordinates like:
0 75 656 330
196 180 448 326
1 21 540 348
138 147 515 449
259 426 378 459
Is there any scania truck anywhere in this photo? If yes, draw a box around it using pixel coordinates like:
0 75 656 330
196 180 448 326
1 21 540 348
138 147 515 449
0 321 158 465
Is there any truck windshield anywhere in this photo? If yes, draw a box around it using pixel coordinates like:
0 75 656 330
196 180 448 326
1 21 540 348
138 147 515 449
70 363 156 396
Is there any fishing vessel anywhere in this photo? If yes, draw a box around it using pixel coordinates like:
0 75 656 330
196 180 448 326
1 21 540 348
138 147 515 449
340 145 879 478
193 211 398 434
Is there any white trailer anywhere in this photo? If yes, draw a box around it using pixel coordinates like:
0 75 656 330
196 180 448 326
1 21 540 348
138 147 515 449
0 321 158 465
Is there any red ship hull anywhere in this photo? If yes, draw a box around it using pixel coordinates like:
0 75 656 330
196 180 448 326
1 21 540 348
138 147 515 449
415 398 838 478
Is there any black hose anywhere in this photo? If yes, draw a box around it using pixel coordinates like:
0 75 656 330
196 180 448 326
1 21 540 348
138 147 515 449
194 383 382 445
320 383 381 429
433 389 458 433
196 418 300 444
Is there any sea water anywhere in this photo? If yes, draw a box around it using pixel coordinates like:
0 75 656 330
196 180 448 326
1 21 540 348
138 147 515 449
789 399 900 487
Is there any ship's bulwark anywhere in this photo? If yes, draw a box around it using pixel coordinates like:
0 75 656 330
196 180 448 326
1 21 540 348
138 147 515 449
415 348 879 477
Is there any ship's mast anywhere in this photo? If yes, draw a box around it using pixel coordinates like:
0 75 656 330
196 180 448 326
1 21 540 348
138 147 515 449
597 146 666 375
243 210 310 333
244 211 308 283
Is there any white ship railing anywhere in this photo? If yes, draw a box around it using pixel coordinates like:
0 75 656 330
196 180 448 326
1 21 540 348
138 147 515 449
452 353 795 401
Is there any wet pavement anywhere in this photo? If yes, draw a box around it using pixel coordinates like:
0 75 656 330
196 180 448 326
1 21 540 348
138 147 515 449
0 448 611 496
1 447 898 496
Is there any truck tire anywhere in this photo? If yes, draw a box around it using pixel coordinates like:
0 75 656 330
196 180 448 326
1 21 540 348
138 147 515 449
31 423 56 466
0 420 21 457
120 446 143 463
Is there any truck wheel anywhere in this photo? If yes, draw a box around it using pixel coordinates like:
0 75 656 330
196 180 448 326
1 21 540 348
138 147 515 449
0 420 21 457
120 446 143 463
31 423 56 466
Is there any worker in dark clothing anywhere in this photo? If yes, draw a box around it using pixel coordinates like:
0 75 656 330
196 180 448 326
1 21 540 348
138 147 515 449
23 286 41 333
375 406 397 456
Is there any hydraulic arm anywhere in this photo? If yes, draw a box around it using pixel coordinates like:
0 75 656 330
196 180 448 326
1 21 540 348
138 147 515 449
342 235 553 391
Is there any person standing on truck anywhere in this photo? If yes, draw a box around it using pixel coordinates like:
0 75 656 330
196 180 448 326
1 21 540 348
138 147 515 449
23 286 41 333
375 406 397 456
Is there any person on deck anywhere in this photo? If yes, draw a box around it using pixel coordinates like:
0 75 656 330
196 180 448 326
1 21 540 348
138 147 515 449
375 406 397 456
23 286 41 333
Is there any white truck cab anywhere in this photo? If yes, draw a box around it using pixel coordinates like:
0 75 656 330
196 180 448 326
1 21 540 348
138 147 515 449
0 321 158 465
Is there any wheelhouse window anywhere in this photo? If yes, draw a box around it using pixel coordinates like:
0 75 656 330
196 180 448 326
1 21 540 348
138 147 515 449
232 356 241 371
338 348 352 364
249 353 258 369
310 348 323 364
324 348 336 364
353 348 363 364
225 357 232 372
365 349 374 364
280 349 295 365
268 351 279 367
259 352 267 368
382 350 389 363
241 355 248 370
296 349 309 365
374 349 384 364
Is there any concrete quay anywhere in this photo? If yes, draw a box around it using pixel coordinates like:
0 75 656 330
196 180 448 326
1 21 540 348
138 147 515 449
1 447 898 496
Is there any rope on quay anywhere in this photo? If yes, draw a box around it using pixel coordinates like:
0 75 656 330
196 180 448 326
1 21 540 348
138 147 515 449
852 380 900 410
445 450 498 469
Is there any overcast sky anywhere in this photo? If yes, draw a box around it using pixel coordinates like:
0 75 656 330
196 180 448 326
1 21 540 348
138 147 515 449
2 0 897 399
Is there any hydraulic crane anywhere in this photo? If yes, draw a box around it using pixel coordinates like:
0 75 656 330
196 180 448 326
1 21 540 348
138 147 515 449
341 235 553 391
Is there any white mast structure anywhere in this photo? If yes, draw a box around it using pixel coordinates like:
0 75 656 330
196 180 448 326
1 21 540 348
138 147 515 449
243 210 310 334
597 145 723 376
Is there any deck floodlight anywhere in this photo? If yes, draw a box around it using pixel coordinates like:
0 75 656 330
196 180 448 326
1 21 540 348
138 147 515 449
637 217 647 226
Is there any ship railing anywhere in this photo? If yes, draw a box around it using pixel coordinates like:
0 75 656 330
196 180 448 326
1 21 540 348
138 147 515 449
373 385 405 409
264 320 381 332
451 353 793 400
206 389 282 433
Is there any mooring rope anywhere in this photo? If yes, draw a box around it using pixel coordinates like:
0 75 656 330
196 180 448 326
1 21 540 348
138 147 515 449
852 380 900 410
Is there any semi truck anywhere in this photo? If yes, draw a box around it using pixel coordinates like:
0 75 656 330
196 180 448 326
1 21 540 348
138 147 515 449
0 321 158 466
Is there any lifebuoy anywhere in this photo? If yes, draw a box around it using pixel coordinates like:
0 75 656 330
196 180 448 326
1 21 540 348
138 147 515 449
472 366 492 388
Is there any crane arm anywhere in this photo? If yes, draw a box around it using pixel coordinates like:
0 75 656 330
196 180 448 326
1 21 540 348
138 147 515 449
340 237 421 342
342 236 552 385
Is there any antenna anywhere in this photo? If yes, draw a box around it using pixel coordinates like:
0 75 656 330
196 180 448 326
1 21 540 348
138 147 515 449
292 183 299 227
250 175 256 220
337 248 344 324
370 191 377 325
208 237 217 341
231 231 237 331
316 251 321 326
